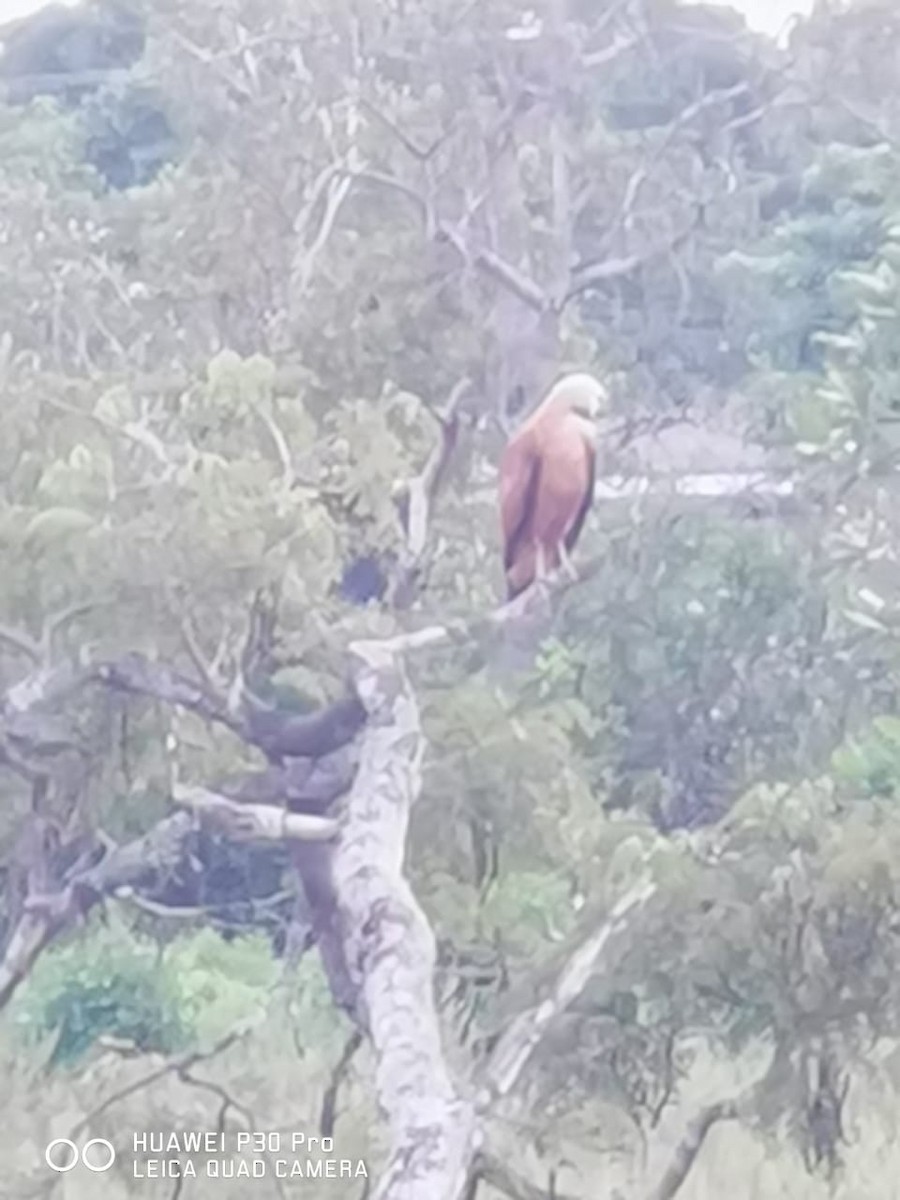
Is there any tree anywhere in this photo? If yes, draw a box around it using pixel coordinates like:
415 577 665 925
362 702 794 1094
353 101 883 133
3 1 900 1198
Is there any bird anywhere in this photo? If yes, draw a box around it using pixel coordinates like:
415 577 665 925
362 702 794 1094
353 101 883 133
499 372 606 601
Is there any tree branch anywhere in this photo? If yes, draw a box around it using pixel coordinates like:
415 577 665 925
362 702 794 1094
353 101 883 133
643 1100 738 1200
0 812 195 1011
355 170 550 312
173 783 339 842
391 377 469 607
482 877 656 1100
329 635 479 1199
564 209 700 304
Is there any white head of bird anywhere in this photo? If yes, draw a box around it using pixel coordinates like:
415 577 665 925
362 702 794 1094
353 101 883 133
546 372 608 421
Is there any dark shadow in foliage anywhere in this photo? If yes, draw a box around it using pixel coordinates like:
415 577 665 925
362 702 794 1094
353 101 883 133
83 86 179 189
0 0 178 189
338 554 389 606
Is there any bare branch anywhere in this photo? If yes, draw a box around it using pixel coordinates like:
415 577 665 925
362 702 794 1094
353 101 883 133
360 97 452 162
436 222 549 311
483 877 657 1100
178 611 228 699
391 378 469 606
0 624 40 663
355 171 549 312
565 209 700 304
40 393 176 470
96 653 366 760
249 401 295 489
95 654 242 732
0 812 194 1011
608 82 750 244
69 1031 246 1140
41 600 106 658
581 32 640 67
292 170 354 296
331 635 479 1198
643 1100 738 1200
173 783 339 842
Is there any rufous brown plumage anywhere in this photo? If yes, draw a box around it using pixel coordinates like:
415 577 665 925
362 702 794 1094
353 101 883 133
499 372 606 600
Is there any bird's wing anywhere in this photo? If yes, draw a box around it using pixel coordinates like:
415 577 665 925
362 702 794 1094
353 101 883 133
500 434 542 572
563 433 596 553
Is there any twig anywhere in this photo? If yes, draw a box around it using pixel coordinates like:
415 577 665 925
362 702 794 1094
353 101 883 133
40 393 175 470
69 1031 245 1139
602 82 750 249
355 171 550 312
320 1030 364 1137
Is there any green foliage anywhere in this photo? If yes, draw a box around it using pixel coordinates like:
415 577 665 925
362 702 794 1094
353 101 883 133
16 915 188 1066
832 716 900 798
14 914 281 1066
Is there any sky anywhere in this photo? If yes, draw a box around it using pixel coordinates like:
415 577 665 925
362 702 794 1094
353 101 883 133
0 0 821 39
0 0 79 22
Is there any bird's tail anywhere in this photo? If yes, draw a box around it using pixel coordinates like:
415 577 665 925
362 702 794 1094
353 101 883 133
505 542 538 601
505 541 562 601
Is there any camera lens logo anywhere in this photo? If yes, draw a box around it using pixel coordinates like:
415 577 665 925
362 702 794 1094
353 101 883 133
45 1138 116 1173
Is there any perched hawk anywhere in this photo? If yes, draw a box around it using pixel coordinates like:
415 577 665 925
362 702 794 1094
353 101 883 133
499 372 606 600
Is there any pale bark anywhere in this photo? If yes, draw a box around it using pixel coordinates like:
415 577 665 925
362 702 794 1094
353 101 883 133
331 636 479 1200
173 782 338 841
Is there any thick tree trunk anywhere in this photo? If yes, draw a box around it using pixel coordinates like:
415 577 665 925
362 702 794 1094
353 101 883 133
331 637 478 1199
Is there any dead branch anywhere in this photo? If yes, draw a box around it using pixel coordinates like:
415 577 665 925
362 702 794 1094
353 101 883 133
69 1031 246 1140
602 82 751 250
482 878 656 1101
643 1102 737 1200
0 812 194 1011
0 624 41 663
292 165 354 297
330 635 479 1199
391 377 470 607
0 628 365 772
356 170 550 313
96 653 365 760
120 889 292 921
564 207 700 304
173 783 339 842
581 31 640 68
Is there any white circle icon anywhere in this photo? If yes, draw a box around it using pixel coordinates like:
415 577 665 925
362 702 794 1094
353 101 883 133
45 1137 116 1173
82 1138 116 1172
